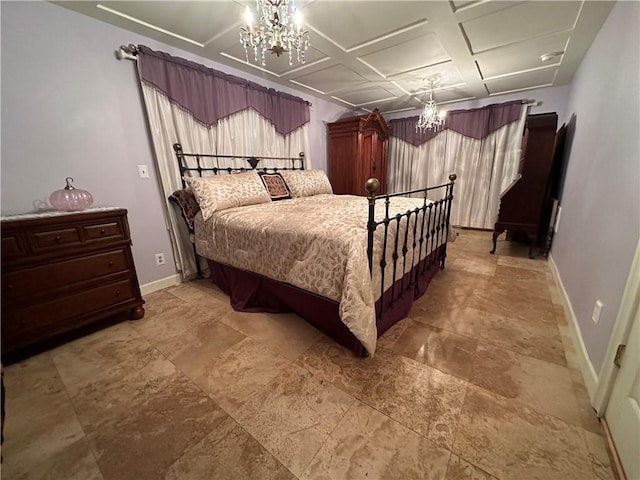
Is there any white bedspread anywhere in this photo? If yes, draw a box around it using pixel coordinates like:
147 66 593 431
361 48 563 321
194 194 448 354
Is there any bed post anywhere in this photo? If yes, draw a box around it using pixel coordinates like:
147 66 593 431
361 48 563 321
173 143 187 188
441 173 457 269
298 152 305 170
172 142 203 278
365 178 380 275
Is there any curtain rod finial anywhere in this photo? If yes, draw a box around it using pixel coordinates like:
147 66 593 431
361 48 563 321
116 44 139 61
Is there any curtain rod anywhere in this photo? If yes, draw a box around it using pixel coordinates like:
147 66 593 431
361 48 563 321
117 44 139 61
118 43 539 109
115 43 313 107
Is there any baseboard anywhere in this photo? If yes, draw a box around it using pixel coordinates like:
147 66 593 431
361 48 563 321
140 274 181 296
548 254 599 400
601 417 627 480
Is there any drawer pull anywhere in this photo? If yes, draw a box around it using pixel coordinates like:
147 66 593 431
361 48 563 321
115 290 121 296
100 229 106 234
108 261 114 266
55 235 61 241
8 284 14 289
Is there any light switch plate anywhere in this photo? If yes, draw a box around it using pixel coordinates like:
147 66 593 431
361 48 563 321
592 300 603 324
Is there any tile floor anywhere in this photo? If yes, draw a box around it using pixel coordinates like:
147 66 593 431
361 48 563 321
2 230 617 480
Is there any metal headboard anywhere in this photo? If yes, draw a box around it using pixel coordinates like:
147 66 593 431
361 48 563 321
173 143 305 188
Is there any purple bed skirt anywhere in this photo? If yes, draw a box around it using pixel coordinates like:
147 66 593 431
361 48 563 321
207 246 445 356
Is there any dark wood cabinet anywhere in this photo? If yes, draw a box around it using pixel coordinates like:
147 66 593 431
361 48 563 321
327 109 389 195
1 208 145 361
491 113 561 258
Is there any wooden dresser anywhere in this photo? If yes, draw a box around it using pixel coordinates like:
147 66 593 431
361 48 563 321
490 113 561 258
327 109 389 196
1 208 145 361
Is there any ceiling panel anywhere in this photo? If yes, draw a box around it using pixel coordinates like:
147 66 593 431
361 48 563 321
359 34 450 77
476 31 570 79
454 1 527 21
332 86 397 107
392 62 463 93
99 1 242 44
303 1 428 51
462 1 582 54
485 68 557 95
416 87 476 105
452 1 479 9
221 43 328 76
55 1 614 113
364 98 419 114
291 64 366 93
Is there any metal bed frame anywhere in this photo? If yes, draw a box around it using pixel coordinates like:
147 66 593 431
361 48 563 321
173 143 305 188
365 175 456 322
172 142 456 342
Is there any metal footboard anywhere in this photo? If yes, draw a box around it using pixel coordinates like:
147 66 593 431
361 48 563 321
366 174 457 321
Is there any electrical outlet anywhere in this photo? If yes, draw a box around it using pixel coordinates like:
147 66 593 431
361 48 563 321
155 253 165 266
137 165 150 179
592 300 603 324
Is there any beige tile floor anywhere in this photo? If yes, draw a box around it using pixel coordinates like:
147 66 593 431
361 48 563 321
2 230 617 480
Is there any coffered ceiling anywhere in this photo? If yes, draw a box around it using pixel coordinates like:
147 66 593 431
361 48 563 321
56 0 615 115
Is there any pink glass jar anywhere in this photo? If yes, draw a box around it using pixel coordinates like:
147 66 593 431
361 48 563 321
49 177 94 211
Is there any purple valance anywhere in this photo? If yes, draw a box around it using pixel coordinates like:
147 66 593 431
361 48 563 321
137 46 310 136
389 100 524 146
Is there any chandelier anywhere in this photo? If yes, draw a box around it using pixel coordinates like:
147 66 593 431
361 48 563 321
416 80 446 132
240 0 310 67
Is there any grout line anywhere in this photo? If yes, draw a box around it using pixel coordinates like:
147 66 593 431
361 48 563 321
296 391 358 478
48 351 110 480
444 380 471 477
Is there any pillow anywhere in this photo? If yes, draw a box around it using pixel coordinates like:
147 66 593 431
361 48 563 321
168 188 200 231
280 170 333 198
257 172 292 201
185 171 271 220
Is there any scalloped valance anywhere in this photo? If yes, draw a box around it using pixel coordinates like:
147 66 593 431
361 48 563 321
137 46 310 136
389 100 523 146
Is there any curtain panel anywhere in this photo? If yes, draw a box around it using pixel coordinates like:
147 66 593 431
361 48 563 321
388 101 527 229
136 46 310 278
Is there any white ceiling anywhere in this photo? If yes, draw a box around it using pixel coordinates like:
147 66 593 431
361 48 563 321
55 0 615 115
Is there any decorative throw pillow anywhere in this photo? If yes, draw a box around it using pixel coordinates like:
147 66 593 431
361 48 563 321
257 172 292 201
185 171 271 220
280 170 333 198
168 188 200 231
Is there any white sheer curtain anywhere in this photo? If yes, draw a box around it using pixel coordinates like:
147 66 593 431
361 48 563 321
137 50 310 279
388 103 527 229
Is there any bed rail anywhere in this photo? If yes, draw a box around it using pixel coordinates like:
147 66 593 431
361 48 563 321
366 174 456 321
173 143 305 188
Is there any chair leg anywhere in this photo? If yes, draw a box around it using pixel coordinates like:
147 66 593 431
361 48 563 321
490 230 501 254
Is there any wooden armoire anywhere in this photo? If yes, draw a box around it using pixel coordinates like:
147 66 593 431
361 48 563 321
327 109 389 196
490 112 562 258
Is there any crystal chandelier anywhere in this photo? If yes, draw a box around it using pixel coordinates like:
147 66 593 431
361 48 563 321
240 0 310 66
416 80 446 132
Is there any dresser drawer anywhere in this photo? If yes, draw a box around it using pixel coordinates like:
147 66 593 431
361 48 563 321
2 278 137 340
29 227 81 251
83 221 125 241
3 249 130 301
2 233 27 259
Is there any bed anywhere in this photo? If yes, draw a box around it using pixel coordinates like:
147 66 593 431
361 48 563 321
170 143 456 356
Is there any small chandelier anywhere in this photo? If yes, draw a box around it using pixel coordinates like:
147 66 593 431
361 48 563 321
240 0 310 67
416 80 446 132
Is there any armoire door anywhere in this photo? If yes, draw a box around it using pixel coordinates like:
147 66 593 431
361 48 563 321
361 132 387 195
326 109 389 196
